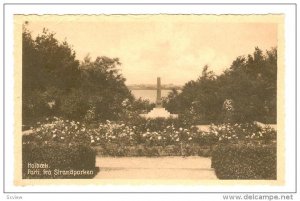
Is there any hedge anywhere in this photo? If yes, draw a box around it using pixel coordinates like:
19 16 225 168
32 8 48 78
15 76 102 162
92 143 213 157
23 144 99 179
211 143 276 179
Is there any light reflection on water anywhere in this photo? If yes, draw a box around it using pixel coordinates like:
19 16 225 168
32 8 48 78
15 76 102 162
130 90 172 103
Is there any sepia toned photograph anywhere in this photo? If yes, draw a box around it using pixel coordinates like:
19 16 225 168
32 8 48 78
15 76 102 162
14 14 285 185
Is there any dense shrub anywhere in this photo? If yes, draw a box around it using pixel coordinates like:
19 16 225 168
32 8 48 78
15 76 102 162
211 143 276 179
22 143 98 179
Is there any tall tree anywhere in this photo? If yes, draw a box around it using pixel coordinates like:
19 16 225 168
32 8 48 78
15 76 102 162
22 25 80 123
78 56 134 121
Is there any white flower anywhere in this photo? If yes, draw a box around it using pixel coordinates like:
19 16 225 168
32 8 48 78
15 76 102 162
188 137 192 140
91 140 95 143
176 138 179 142
81 128 86 132
158 136 162 140
61 137 64 140
52 134 56 138
179 127 183 131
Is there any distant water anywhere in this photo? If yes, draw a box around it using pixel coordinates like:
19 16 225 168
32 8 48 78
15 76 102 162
131 90 172 103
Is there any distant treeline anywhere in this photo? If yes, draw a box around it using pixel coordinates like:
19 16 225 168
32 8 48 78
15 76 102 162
127 84 182 90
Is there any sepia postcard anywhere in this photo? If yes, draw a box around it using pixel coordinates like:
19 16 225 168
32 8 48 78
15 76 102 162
13 14 285 187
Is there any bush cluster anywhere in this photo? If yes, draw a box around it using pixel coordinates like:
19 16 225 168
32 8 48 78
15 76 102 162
211 143 276 179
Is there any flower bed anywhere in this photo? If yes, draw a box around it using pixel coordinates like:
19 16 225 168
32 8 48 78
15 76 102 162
23 117 277 157
209 123 276 143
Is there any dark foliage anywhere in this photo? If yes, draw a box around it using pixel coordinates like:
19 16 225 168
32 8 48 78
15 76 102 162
211 143 276 179
22 24 133 125
164 48 277 124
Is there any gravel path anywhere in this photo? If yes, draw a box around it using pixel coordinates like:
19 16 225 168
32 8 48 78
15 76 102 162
94 156 217 180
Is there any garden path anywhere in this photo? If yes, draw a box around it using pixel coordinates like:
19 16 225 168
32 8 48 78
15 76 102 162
94 156 217 180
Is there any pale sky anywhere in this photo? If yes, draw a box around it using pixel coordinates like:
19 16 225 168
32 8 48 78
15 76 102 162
25 15 278 85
